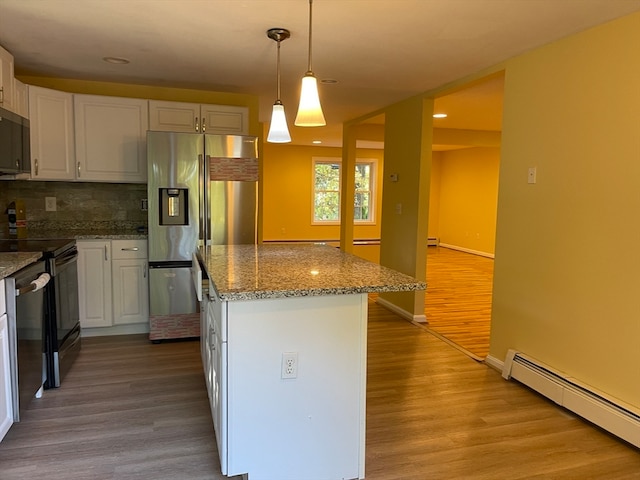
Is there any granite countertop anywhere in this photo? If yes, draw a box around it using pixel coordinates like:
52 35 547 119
0 252 43 280
198 243 426 301
21 229 147 240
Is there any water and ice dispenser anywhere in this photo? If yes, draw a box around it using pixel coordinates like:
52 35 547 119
159 188 188 225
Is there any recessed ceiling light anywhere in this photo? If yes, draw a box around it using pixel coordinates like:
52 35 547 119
433 113 447 118
312 140 322 144
103 56 130 64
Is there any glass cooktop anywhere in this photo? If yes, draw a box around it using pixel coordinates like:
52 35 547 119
0 238 76 257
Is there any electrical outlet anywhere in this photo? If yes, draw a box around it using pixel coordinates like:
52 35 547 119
141 199 148 211
281 352 298 379
45 196 57 212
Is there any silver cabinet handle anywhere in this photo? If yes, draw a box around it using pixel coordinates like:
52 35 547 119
77 162 81 177
121 247 139 251
104 245 108 261
143 264 147 278
195 117 199 132
202 117 206 132
15 159 19 169
35 158 39 176
0 87 3 105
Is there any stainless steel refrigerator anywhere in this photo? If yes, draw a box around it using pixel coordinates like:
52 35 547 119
146 131 258 341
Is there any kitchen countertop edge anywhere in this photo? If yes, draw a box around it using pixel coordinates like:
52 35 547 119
199 244 426 302
0 252 43 280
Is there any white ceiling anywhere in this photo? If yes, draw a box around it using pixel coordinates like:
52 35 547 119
1 0 638 147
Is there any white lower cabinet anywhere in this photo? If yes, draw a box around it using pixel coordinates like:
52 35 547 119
77 240 112 328
78 240 149 334
204 290 367 480
112 240 148 325
0 279 13 443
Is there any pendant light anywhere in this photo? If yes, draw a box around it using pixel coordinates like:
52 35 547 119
267 28 292 143
294 0 326 127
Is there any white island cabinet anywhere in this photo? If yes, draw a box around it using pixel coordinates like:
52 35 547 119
197 244 425 480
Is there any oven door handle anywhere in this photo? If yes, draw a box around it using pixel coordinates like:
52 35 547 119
17 273 51 296
53 251 79 275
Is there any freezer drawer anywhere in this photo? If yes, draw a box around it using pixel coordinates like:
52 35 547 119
149 266 197 316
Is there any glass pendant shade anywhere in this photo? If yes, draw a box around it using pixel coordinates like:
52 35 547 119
267 103 291 143
295 73 325 126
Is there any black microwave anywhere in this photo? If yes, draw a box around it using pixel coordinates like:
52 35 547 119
0 106 30 176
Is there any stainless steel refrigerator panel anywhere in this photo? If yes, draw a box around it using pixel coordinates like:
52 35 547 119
149 267 197 316
205 134 258 160
209 181 257 245
147 131 202 262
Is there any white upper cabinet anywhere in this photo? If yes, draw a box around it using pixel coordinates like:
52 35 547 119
28 86 76 181
149 100 248 135
12 79 28 118
74 94 148 183
0 45 15 113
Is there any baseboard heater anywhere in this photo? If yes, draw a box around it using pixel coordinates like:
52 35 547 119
427 237 439 246
502 350 640 448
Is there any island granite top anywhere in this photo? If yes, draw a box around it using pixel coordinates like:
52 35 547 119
198 243 426 301
0 252 43 280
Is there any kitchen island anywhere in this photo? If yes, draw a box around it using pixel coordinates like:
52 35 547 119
196 243 425 480
0 252 43 280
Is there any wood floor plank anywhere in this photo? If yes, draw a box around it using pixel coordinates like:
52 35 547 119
0 300 638 479
424 246 493 358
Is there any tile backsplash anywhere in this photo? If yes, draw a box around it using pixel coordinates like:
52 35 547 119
0 180 148 238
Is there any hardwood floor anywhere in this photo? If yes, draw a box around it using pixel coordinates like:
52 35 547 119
424 246 493 359
1 302 638 479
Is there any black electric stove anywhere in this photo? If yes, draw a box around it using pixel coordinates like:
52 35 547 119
0 238 76 257
0 238 80 388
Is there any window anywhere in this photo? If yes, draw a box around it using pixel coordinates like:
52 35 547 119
313 161 341 222
313 158 377 224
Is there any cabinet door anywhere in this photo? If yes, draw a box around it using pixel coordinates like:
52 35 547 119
77 241 113 328
28 86 76 180
0 46 15 113
74 95 148 183
208 296 227 473
112 259 149 325
149 100 200 133
12 79 28 118
0 313 13 443
201 104 248 135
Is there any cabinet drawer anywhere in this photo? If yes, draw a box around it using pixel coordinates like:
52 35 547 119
111 240 147 260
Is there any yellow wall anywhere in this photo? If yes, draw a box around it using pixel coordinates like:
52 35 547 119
491 12 640 408
378 96 432 317
261 143 384 242
435 147 499 255
428 152 442 240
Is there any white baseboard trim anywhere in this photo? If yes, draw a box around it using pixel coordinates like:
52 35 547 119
375 297 426 323
484 354 504 372
82 323 150 337
438 243 495 259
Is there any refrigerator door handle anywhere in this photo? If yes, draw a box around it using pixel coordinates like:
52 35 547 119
199 153 205 246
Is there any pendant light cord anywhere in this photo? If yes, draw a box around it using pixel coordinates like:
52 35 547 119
276 39 282 103
307 0 313 74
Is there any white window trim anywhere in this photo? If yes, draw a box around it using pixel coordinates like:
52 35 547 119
311 157 378 226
